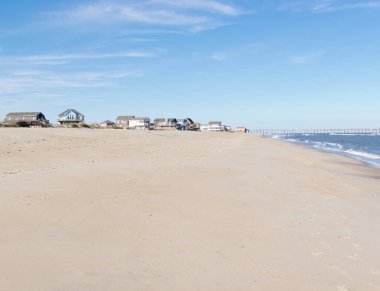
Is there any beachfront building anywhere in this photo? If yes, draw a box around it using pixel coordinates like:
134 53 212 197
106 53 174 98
58 109 84 125
116 116 135 128
201 121 225 132
4 112 48 125
99 120 114 128
235 127 247 133
128 117 151 130
154 118 177 128
209 121 225 132
175 118 198 131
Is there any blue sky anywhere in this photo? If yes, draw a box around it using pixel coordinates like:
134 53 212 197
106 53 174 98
1 0 380 128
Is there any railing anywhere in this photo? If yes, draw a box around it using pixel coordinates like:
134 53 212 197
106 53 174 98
249 129 380 135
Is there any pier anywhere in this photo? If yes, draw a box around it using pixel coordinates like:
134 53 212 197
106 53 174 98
249 128 380 135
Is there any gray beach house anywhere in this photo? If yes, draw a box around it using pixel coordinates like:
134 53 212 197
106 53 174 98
154 118 178 128
116 116 135 128
4 112 48 124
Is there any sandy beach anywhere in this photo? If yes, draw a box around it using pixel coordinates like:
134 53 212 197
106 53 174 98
0 128 380 291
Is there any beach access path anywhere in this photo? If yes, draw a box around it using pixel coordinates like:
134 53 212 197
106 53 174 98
0 128 379 290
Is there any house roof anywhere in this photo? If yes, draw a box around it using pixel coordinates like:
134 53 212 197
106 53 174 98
209 121 222 125
116 115 135 121
154 118 177 122
131 117 150 121
58 109 84 117
101 120 114 124
6 112 42 117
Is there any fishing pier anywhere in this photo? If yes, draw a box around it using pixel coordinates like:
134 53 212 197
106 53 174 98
249 128 380 135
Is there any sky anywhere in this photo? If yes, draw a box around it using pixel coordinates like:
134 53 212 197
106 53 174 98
0 0 380 128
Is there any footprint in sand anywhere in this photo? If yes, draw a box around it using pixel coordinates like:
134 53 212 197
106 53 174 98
348 253 360 261
353 243 363 251
312 250 323 257
331 264 347 276
336 286 350 291
310 231 321 237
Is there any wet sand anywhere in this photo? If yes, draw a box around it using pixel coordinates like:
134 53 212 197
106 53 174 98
1 128 380 290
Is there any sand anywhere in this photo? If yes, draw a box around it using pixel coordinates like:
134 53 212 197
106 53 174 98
0 128 380 291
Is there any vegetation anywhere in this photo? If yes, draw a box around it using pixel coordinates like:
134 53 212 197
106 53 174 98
76 122 91 128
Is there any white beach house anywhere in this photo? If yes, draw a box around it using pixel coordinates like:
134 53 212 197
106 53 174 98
128 117 151 130
201 121 225 132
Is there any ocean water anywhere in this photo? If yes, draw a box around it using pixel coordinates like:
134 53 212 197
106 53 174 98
272 134 380 168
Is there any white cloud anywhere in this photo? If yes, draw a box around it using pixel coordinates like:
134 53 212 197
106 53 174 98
46 0 242 32
0 69 142 95
150 0 240 16
0 51 155 65
209 43 261 62
288 51 325 64
313 0 380 12
278 0 380 13
211 52 228 61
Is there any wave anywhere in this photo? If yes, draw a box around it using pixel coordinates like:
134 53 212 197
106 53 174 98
272 135 380 169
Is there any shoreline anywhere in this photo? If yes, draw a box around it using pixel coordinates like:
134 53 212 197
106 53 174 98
1 128 380 290
267 134 380 170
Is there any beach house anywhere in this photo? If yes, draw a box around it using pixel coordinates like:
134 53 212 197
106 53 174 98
4 112 48 125
235 127 247 133
58 109 85 125
100 120 114 128
175 118 198 131
154 118 177 128
201 121 225 132
116 116 135 128
128 117 151 130
209 121 224 131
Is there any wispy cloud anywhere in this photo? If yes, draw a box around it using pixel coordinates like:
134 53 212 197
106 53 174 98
211 52 228 61
0 51 155 65
209 43 261 62
45 0 242 32
151 0 241 16
278 0 380 13
0 69 142 95
288 50 325 64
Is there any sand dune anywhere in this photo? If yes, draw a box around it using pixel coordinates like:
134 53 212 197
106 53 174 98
1 128 380 290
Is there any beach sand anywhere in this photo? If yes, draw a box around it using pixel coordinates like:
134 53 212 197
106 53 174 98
1 128 380 291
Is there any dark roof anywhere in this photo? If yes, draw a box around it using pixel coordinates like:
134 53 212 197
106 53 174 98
58 109 84 117
154 118 177 122
101 120 114 124
209 121 222 125
116 115 135 121
131 117 150 120
6 112 42 117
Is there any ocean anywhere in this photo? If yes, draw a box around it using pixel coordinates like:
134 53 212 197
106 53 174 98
271 134 380 168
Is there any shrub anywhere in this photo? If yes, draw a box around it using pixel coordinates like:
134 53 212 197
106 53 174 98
77 122 90 128
1 123 17 127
